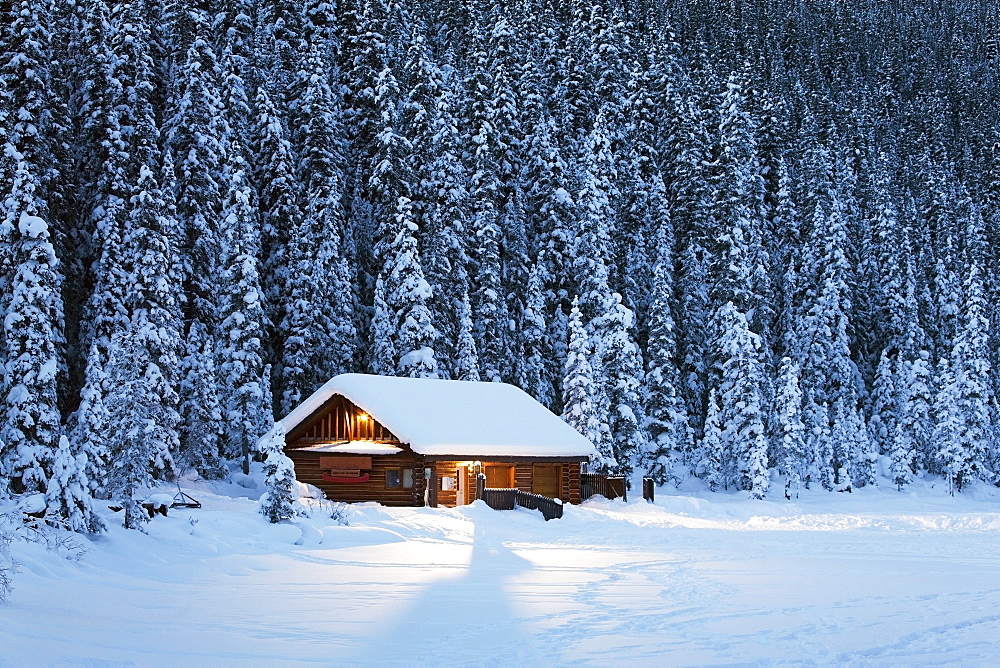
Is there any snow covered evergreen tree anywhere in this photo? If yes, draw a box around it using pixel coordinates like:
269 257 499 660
901 351 935 473
259 421 298 523
76 0 132 375
383 197 439 379
562 299 611 470
887 418 912 491
46 435 103 532
0 0 67 500
574 111 616 326
103 327 174 529
70 342 111 496
595 294 647 480
933 263 993 492
453 293 481 382
643 213 691 482
523 115 576 328
470 200 509 383
251 85 301 365
774 357 806 499
1 192 65 497
293 45 357 380
165 14 227 334
843 397 878 489
711 303 769 498
699 388 725 492
218 151 271 474
369 275 397 377
792 186 862 490
869 350 899 457
519 262 556 408
403 27 470 371
710 71 771 344
179 322 224 479
121 121 183 484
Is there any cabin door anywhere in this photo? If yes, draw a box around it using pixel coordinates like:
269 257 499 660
533 464 561 499
456 465 469 505
484 464 515 489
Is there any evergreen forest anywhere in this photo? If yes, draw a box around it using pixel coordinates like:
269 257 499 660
2 0 1000 531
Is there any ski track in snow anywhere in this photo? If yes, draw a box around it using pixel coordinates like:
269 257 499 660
2 482 1000 667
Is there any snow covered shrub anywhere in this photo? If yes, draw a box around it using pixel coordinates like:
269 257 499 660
46 436 105 533
0 504 16 604
258 423 298 523
0 498 89 604
327 501 350 526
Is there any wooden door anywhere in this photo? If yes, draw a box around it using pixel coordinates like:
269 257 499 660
484 464 515 489
456 465 469 505
532 464 561 499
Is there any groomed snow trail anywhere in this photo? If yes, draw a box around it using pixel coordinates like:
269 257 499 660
2 484 999 666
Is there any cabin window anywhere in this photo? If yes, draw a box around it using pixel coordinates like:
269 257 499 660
386 468 414 489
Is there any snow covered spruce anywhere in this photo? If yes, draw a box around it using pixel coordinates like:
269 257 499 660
257 422 299 523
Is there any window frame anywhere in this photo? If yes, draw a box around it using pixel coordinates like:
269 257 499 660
386 467 414 489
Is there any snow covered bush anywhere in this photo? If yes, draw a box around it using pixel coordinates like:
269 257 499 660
0 503 15 604
46 436 104 533
0 496 89 605
307 499 350 526
258 423 299 523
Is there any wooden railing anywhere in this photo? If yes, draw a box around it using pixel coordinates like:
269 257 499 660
580 473 627 501
480 487 516 510
480 486 564 521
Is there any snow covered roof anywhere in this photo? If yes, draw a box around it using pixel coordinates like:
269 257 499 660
282 373 596 459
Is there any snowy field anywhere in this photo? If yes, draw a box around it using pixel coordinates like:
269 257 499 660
3 476 1000 667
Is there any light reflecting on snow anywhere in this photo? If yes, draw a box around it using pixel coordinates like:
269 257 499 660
3 476 1000 665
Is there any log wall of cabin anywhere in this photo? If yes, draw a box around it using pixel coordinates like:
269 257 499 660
428 460 466 507
287 450 426 507
564 463 581 505
519 463 581 503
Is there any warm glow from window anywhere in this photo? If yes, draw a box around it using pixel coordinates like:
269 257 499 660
357 413 370 422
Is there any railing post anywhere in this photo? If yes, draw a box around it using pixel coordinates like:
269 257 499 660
475 473 486 501
643 477 654 503
426 470 437 508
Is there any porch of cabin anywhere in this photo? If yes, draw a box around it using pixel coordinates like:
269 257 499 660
423 459 582 507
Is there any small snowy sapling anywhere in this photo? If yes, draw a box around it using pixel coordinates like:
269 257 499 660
258 422 299 523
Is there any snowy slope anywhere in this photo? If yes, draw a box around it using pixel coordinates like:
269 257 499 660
2 476 1000 666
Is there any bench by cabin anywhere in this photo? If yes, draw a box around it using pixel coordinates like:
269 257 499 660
281 373 596 507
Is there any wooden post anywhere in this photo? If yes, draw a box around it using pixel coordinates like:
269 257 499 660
475 473 486 501
426 470 437 508
413 465 425 506
643 477 654 503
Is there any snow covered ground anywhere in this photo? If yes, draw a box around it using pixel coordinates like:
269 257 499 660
3 476 1000 666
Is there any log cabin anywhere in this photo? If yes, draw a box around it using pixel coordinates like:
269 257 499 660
281 373 596 507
